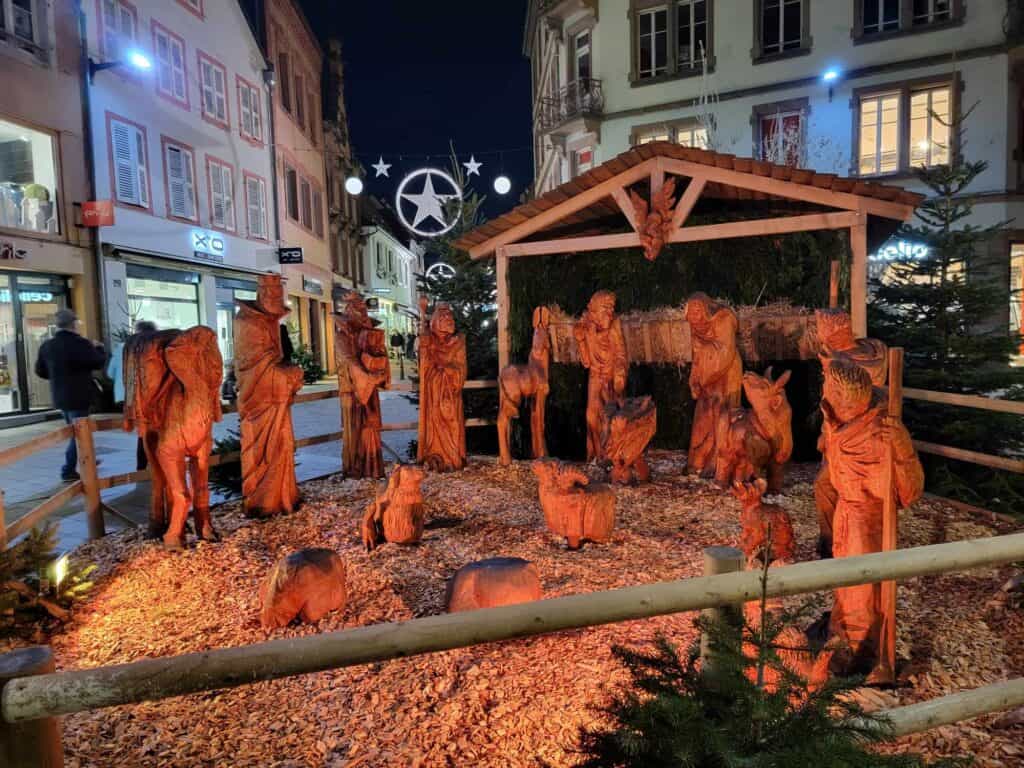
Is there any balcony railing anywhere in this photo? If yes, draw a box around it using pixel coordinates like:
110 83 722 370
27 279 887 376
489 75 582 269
538 78 604 133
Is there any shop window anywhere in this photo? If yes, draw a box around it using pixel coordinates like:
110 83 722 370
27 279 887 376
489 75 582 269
0 117 59 234
207 157 235 232
101 0 137 62
162 139 196 221
153 22 187 106
238 77 262 143
126 264 200 332
198 51 229 129
109 115 149 209
244 173 267 239
284 165 298 221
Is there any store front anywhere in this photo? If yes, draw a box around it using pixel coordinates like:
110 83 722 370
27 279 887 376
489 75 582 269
215 277 257 366
0 271 70 414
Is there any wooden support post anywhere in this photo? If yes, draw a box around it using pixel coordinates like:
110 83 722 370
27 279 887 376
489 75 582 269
850 218 868 337
0 490 7 551
650 162 664 199
829 259 840 308
73 418 104 541
880 347 904 683
0 646 62 767
496 247 510 371
700 546 744 674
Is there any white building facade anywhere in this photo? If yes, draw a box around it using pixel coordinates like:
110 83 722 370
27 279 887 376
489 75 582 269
84 0 278 364
526 0 1024 334
360 215 422 340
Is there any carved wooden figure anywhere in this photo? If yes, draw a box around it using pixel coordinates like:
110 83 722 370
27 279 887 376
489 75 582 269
603 395 657 485
813 308 888 558
445 557 542 613
361 465 426 551
685 293 742 478
335 292 391 479
629 177 677 261
732 479 795 566
418 298 467 472
533 459 615 549
123 326 223 549
820 360 923 677
715 368 793 493
573 291 628 462
234 273 304 518
259 548 347 629
498 306 551 465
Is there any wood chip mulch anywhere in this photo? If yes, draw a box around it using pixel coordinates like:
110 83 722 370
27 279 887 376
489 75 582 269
11 453 1024 767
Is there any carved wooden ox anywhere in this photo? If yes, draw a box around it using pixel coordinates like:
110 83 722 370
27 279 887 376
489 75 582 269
498 306 551 465
715 368 792 494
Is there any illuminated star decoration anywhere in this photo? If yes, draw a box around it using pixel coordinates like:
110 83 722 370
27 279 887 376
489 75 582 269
400 171 457 229
372 156 391 177
463 155 482 177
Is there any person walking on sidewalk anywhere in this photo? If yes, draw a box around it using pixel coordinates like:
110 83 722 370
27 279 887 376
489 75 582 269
34 309 106 481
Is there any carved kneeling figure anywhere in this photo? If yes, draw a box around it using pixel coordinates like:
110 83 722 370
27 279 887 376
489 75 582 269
732 479 796 567
259 548 347 629
533 459 615 549
445 557 542 612
361 464 426 551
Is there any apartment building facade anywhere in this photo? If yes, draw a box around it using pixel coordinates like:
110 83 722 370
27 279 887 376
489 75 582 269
0 0 100 416
526 0 1024 332
84 0 278 368
360 196 422 340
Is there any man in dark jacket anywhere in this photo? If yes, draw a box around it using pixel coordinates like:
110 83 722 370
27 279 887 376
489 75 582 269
34 309 106 481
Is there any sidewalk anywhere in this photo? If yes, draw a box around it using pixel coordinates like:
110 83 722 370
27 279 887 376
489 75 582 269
0 384 419 551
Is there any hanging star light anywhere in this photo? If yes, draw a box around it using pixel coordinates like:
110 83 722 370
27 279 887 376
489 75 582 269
372 156 391 177
463 155 482 177
395 168 462 238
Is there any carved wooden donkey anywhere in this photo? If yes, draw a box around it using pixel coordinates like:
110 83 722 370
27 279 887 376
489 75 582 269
715 368 793 494
498 306 551 465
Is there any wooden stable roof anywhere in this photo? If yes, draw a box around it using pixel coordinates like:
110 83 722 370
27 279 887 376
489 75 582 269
454 142 923 260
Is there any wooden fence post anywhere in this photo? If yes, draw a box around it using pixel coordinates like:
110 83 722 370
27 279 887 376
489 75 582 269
700 546 744 674
73 418 104 540
0 490 7 551
880 347 904 683
0 646 62 767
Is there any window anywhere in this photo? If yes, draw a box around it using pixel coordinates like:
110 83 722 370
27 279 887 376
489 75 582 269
633 120 707 148
856 0 961 39
244 173 267 239
308 91 318 145
207 158 235 232
1011 244 1024 344
109 115 149 208
758 0 805 57
677 124 707 147
759 111 803 166
574 30 591 81
176 0 202 18
299 177 312 229
294 74 305 131
162 139 196 221
284 165 298 221
858 93 900 175
312 188 323 237
375 242 385 277
1 0 37 46
101 0 137 61
677 0 708 70
912 0 951 26
0 117 59 234
153 22 187 106
573 147 594 177
909 85 950 167
637 7 668 79
862 0 900 34
636 129 670 145
198 52 228 128
237 77 263 143
278 51 291 112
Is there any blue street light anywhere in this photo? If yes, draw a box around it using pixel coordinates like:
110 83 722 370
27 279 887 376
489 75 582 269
88 47 153 82
125 49 153 71
822 68 840 83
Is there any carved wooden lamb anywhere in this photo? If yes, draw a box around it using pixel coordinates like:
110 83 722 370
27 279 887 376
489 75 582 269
532 459 615 549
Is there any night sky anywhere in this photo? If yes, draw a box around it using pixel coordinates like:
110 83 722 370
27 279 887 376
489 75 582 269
299 0 533 221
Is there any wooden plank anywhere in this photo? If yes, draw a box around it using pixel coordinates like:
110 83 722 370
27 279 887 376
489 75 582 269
659 157 916 221
829 259 840 308
295 431 344 449
610 186 640 231
382 421 418 432
5 482 84 543
73 419 104 541
667 211 860 244
90 416 124 432
0 426 74 468
505 232 641 258
878 677 1024 738
468 159 657 259
7 532 1024 723
496 248 510 370
0 491 5 551
464 379 498 389
98 469 150 490
850 219 868 337
650 164 664 199
903 388 1024 416
914 440 1024 473
466 418 495 428
670 176 707 229
881 347 904 683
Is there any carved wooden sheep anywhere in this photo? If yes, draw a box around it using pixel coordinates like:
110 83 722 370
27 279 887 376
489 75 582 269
532 459 615 550
259 548 347 629
445 557 542 612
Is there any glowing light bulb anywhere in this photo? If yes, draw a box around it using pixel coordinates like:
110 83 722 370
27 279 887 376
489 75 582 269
822 69 840 82
493 175 511 195
126 49 152 70
345 176 364 195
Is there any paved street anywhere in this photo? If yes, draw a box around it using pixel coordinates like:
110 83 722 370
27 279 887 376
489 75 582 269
0 386 419 551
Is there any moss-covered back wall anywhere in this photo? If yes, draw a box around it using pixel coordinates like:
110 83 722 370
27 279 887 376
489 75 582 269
506 227 848 461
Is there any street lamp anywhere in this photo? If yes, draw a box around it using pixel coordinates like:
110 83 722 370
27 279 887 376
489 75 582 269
88 47 152 82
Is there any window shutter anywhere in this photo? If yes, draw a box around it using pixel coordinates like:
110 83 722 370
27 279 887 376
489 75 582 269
166 145 194 219
156 33 173 93
251 89 261 140
171 41 186 99
211 163 225 226
112 120 138 204
246 176 263 237
240 86 253 136
135 129 148 206
223 168 235 230
214 68 226 121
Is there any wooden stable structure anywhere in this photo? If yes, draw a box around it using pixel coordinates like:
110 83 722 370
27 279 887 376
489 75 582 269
453 142 923 369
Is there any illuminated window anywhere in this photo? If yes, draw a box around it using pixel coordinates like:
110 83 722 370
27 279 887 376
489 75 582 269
760 111 803 167
678 125 707 148
909 86 950 168
633 121 707 148
858 93 900 175
0 117 59 234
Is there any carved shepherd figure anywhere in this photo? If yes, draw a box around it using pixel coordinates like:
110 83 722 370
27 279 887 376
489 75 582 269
361 464 426 551
335 292 390 479
732 478 796 566
685 293 742 478
574 291 628 462
820 360 923 677
418 298 468 472
123 326 223 549
715 368 793 493
498 306 551 465
603 395 657 485
533 458 615 549
234 273 304 518
813 308 888 559
629 177 677 261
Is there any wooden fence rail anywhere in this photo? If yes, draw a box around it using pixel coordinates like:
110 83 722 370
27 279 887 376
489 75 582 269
3 531 1024 723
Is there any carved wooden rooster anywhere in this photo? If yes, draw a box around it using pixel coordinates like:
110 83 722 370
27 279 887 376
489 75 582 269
629 177 677 261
